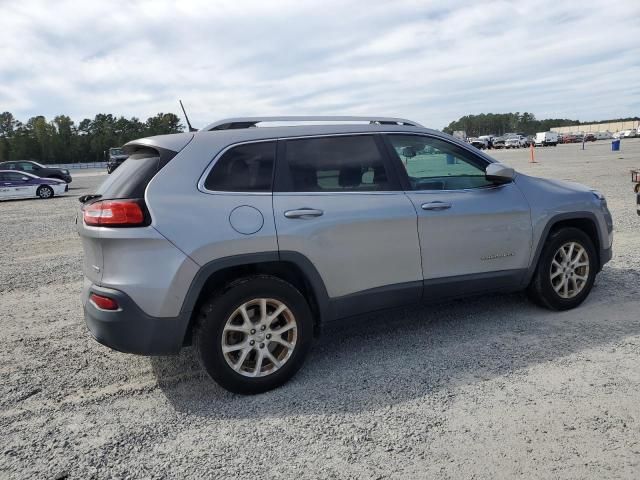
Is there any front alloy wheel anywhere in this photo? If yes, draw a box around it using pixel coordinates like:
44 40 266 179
37 185 53 199
549 242 590 299
527 227 597 310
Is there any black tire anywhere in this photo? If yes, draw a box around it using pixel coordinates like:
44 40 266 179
527 227 597 310
37 185 54 199
194 275 313 394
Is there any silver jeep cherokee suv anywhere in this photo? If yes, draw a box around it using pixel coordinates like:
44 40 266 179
78 116 613 394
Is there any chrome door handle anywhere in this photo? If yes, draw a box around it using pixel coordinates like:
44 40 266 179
284 208 324 219
421 201 451 211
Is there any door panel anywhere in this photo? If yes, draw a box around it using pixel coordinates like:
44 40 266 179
406 184 532 279
274 134 422 301
274 192 422 298
3 173 33 197
384 133 533 284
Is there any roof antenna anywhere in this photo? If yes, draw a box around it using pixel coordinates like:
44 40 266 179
179 100 198 132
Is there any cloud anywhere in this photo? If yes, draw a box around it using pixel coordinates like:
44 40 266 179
0 0 639 129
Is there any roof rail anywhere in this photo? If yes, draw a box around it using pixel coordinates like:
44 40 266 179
202 116 424 131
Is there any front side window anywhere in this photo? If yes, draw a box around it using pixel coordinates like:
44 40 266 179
5 172 28 181
387 135 493 190
18 162 37 171
204 141 275 192
284 135 391 192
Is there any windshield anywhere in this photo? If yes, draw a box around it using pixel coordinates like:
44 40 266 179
110 148 124 156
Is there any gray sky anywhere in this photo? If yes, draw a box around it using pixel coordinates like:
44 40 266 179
1 0 639 129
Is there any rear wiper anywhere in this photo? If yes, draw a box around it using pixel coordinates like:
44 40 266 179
78 194 102 204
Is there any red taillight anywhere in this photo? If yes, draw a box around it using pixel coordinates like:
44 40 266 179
89 293 119 311
83 200 146 227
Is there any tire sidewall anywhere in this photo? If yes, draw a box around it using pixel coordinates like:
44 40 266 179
537 228 597 310
37 186 53 199
196 277 313 394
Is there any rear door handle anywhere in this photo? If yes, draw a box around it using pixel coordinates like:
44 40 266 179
284 208 324 219
421 201 451 211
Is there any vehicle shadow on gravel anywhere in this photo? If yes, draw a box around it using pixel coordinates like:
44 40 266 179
150 267 640 419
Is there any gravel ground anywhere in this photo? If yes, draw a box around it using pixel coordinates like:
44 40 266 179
1 140 639 479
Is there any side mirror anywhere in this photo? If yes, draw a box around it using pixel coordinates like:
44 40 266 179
21 176 30 181
485 162 515 183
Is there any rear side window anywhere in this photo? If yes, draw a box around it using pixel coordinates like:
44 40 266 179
284 135 391 192
204 141 275 192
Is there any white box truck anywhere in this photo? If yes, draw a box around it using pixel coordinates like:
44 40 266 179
535 131 558 147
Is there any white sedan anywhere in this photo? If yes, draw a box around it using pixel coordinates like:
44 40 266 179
0 170 68 200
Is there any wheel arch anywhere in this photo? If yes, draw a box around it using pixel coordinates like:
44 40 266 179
526 212 603 285
180 251 330 346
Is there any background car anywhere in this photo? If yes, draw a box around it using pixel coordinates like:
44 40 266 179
105 147 129 174
492 136 506 149
469 138 488 149
584 133 596 142
535 131 559 146
0 160 72 183
0 170 68 200
504 135 528 148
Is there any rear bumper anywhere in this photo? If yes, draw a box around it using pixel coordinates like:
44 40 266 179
83 284 189 355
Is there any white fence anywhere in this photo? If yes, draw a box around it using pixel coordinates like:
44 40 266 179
47 162 107 169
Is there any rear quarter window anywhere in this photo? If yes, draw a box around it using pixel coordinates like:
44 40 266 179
203 141 275 192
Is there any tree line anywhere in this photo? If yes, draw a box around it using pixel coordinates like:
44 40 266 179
442 113 640 137
442 112 579 137
0 112 184 164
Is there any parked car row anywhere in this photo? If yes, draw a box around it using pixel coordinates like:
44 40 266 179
558 130 639 143
468 128 639 150
613 129 638 139
467 133 533 150
0 160 72 201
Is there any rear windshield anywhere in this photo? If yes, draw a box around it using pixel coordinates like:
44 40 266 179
96 151 162 199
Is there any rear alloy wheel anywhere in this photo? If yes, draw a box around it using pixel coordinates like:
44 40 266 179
527 227 597 310
194 276 313 394
221 298 298 377
37 185 53 199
